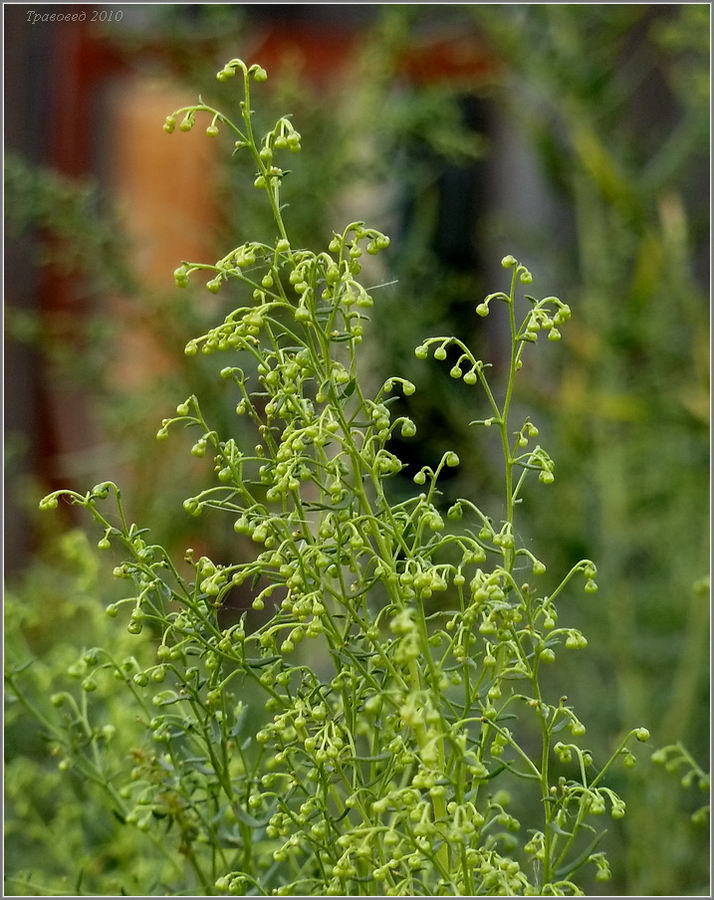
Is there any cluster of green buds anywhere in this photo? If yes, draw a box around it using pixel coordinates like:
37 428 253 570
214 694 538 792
651 741 710 825
475 256 571 343
34 59 651 898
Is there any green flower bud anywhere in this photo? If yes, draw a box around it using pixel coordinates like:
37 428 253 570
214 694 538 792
501 255 517 268
691 806 709 825
447 503 463 520
183 498 199 516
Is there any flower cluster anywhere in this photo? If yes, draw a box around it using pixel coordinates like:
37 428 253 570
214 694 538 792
33 59 650 897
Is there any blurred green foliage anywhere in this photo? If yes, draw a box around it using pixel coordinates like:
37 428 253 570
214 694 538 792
5 530 173 896
6 5 709 896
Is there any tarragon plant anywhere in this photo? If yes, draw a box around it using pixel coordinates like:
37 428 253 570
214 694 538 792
28 59 651 896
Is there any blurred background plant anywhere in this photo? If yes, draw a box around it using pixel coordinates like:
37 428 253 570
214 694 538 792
5 529 175 896
5 4 709 896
